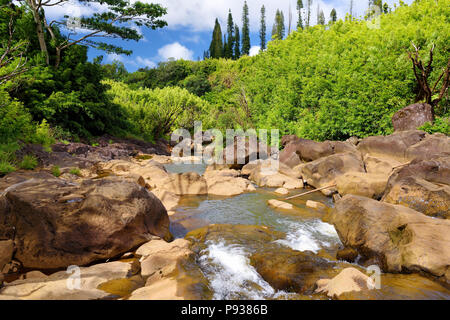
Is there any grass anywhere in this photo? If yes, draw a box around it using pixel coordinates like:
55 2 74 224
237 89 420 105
51 165 61 177
0 161 15 176
69 167 82 177
19 155 38 170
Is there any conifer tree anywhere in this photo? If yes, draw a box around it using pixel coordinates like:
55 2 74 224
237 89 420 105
260 5 267 51
272 10 285 40
317 8 325 25
242 1 251 55
330 8 337 23
306 0 312 27
225 9 235 59
209 18 223 59
297 0 304 30
234 24 241 59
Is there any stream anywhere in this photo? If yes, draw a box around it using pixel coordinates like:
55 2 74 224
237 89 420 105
167 165 450 300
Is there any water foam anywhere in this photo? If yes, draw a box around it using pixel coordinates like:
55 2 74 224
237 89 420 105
199 241 276 300
275 219 341 253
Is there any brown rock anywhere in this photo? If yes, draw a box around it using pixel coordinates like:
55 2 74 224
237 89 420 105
382 156 450 219
336 247 359 263
0 173 170 269
302 152 365 196
336 172 389 199
330 195 450 283
357 130 428 162
392 103 434 132
315 268 375 298
0 240 14 271
405 133 450 161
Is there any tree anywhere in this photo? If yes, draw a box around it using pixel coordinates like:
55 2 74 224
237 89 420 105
272 10 285 40
306 0 312 27
224 9 235 59
297 0 304 30
234 24 241 59
408 43 450 116
19 0 167 67
260 5 267 51
350 0 354 18
242 1 251 55
330 8 337 23
317 6 325 25
209 18 223 59
0 4 28 85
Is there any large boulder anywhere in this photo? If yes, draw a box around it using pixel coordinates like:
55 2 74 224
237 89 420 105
329 195 450 284
336 172 389 199
0 261 137 300
0 240 13 273
0 172 170 270
302 152 365 195
382 156 450 219
220 138 272 170
280 139 357 168
392 103 434 132
357 130 428 163
248 161 303 189
404 133 450 161
363 155 402 176
204 168 253 196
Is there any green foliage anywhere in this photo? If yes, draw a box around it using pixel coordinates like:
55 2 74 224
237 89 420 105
0 161 15 176
0 142 19 176
19 155 38 170
419 117 450 135
69 167 82 177
51 165 61 177
209 19 224 59
105 80 211 141
201 0 449 140
31 120 55 152
0 89 34 143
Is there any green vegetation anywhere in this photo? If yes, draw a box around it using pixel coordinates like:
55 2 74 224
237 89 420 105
19 155 38 170
69 168 82 177
108 0 448 140
51 165 61 177
420 117 450 135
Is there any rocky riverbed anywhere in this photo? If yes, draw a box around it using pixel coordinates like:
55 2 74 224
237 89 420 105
0 130 449 300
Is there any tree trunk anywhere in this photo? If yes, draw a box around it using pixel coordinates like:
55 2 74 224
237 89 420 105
28 0 49 65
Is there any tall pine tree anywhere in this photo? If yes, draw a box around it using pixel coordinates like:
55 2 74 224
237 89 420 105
306 0 312 27
330 8 337 23
297 0 304 30
242 1 251 55
260 5 267 51
234 24 241 59
272 10 285 40
317 6 325 25
209 18 223 59
225 9 235 59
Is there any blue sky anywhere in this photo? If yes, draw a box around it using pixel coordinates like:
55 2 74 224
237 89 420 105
46 0 413 72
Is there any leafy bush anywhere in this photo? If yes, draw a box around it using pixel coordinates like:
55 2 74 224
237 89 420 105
0 161 15 176
0 90 34 144
419 117 450 135
19 155 38 170
105 80 210 141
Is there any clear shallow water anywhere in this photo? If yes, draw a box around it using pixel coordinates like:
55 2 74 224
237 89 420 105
170 187 450 300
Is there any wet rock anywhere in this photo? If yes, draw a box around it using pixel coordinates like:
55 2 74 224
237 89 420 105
306 200 328 211
0 240 13 272
302 152 365 196
275 188 289 195
315 268 375 299
336 172 389 199
168 172 208 196
329 195 450 284
220 138 272 170
0 261 136 300
382 156 450 219
336 247 359 263
357 130 428 163
0 172 170 269
267 200 294 210
392 103 434 132
250 247 336 295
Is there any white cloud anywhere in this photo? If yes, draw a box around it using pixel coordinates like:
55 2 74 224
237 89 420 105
136 56 156 68
157 42 194 61
249 46 261 56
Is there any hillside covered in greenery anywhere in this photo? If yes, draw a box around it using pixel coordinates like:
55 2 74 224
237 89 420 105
0 0 449 174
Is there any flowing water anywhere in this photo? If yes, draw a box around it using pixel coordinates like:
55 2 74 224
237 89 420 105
167 168 450 300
